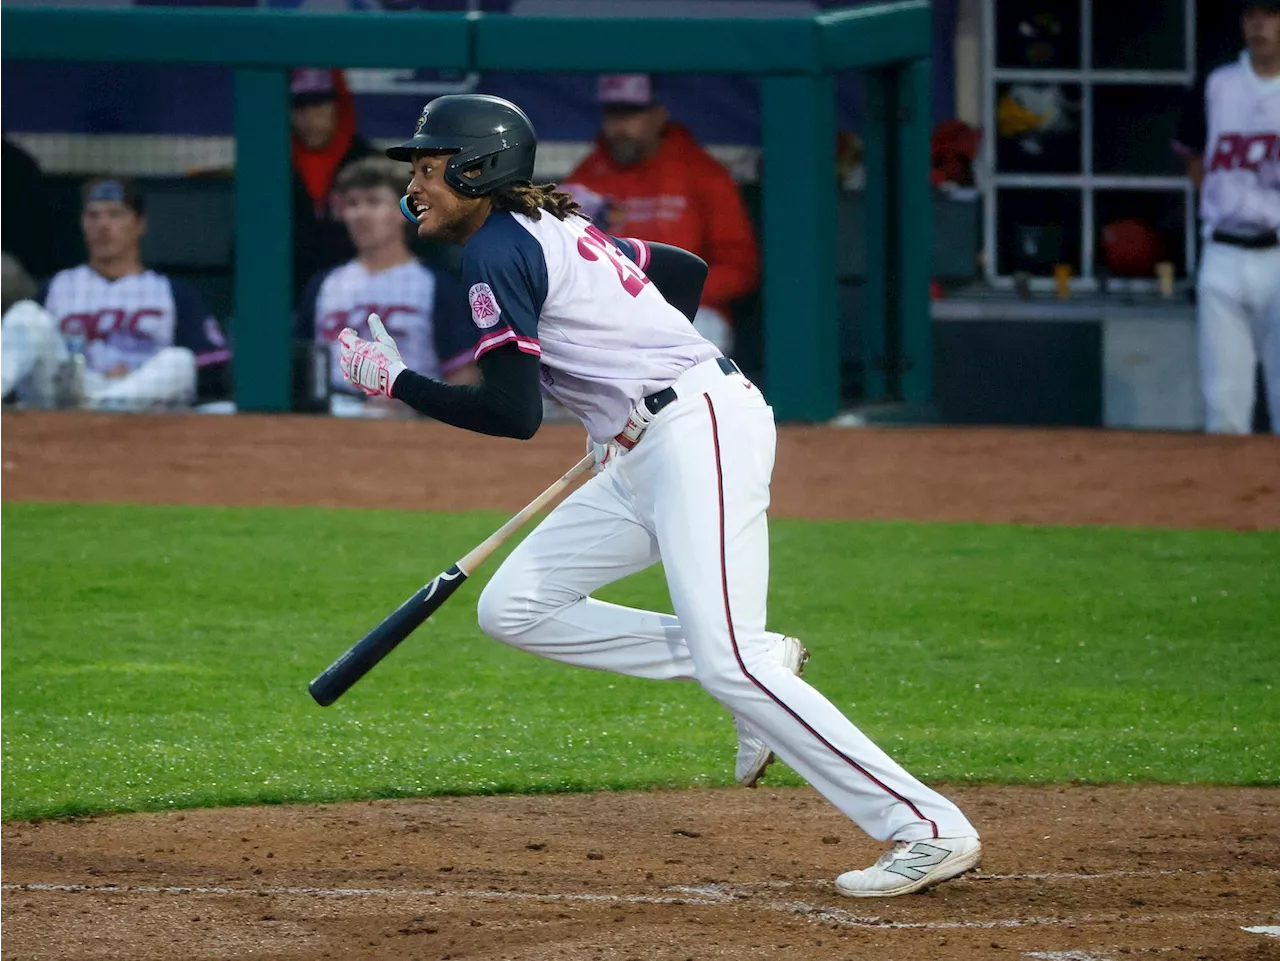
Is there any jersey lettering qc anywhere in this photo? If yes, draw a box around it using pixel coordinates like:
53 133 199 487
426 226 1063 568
297 260 474 391
463 210 718 442
40 266 228 375
1182 52 1280 236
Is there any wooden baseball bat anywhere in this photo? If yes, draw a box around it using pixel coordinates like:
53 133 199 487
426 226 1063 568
308 452 595 706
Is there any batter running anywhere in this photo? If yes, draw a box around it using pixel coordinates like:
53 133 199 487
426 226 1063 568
338 94 981 897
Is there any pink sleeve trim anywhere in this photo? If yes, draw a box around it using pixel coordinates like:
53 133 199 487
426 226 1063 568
626 237 651 270
195 349 232 367
473 326 542 361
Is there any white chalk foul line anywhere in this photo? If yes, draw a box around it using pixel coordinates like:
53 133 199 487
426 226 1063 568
970 870 1181 881
0 882 1259 934
770 901 1254 932
1242 926 1280 938
670 867 1277 896
0 882 727 907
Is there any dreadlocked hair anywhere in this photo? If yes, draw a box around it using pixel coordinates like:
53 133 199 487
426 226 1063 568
490 183 587 222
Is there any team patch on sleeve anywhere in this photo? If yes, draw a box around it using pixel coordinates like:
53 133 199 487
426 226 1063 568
468 282 502 329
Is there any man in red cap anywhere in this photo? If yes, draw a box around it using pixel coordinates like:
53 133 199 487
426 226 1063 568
562 75 758 355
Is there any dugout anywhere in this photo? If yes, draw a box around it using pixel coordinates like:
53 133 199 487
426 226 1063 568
3 1 935 423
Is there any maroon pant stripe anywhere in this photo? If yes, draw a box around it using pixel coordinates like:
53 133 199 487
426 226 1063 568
703 393 939 838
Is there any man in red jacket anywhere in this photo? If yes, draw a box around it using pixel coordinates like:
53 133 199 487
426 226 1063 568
290 68 377 298
563 74 759 354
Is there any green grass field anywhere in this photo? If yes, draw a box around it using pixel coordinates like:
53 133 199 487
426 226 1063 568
2 502 1277 821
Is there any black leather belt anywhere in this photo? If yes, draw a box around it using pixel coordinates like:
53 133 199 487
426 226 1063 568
1212 230 1279 250
640 356 741 416
615 357 742 449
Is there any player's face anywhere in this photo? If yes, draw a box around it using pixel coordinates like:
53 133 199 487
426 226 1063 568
600 104 668 167
81 200 144 263
1243 7 1280 59
291 100 339 150
340 185 406 253
403 152 490 244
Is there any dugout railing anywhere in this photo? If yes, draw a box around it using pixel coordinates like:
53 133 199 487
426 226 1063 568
2 2 933 422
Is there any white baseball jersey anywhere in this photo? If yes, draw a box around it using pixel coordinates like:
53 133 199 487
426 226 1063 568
39 266 229 376
297 259 475 391
1182 53 1280 237
467 206 979 848
463 210 718 441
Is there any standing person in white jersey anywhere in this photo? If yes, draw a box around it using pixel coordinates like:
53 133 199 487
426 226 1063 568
336 94 981 897
1175 0 1280 433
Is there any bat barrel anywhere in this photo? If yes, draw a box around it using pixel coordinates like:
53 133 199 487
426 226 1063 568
308 566 467 706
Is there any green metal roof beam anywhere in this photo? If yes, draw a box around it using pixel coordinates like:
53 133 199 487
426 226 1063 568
472 16 821 74
818 1 933 70
0 7 471 69
3 4 933 74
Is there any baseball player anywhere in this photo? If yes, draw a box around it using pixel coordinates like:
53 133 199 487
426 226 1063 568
1175 0 1280 433
1 253 72 409
0 177 230 409
295 157 477 416
336 94 980 897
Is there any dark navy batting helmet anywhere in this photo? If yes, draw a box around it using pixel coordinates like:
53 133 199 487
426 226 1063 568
386 94 537 198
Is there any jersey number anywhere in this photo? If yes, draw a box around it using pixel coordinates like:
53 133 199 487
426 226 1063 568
577 225 650 298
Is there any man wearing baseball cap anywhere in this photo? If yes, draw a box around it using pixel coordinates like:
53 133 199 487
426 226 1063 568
1 176 230 409
562 74 758 355
290 67 377 298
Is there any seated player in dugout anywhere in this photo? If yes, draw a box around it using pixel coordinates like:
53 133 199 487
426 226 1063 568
1 253 67 408
295 156 477 418
561 74 759 356
0 177 230 410
337 94 982 899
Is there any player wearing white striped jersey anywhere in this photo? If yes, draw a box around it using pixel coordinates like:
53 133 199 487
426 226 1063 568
1176 1 1280 433
295 157 476 416
0 177 229 409
331 95 980 898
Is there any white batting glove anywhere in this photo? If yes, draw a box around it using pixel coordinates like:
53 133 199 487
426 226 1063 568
588 433 620 474
338 313 407 399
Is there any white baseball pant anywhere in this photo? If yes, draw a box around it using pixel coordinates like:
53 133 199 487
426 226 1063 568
477 359 976 843
1196 241 1280 434
1 300 197 409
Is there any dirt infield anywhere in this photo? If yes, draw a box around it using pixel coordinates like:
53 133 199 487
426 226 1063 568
3 411 1278 527
2 412 1278 961
3 787 1278 961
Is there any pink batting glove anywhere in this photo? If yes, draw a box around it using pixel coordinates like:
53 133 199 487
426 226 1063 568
338 313 407 398
586 432 620 474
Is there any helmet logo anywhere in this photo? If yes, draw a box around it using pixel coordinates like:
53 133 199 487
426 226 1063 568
413 108 430 137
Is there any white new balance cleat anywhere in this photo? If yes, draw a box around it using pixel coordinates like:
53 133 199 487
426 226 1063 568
835 836 982 897
734 636 810 787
